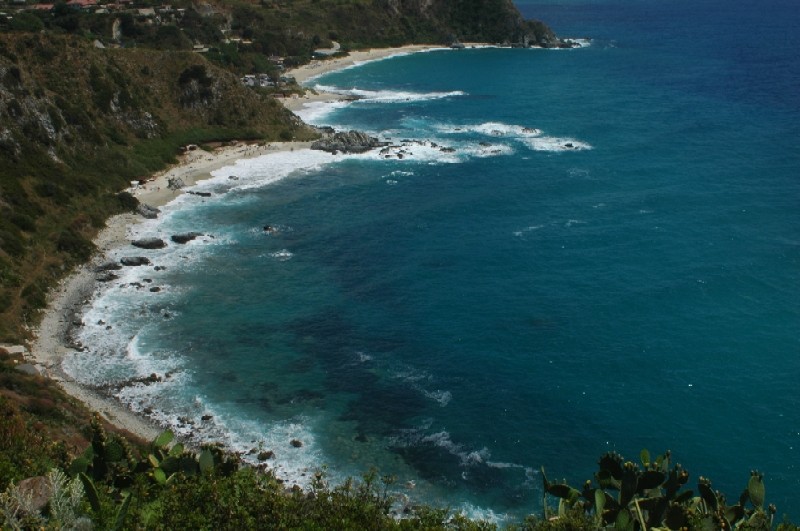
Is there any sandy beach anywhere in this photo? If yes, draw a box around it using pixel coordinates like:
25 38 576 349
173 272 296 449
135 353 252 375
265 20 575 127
26 44 442 443
280 43 446 113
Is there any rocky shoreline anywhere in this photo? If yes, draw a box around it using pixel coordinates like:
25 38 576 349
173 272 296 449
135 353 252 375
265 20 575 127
24 42 501 469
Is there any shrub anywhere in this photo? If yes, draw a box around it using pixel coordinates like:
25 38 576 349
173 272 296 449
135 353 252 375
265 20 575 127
9 12 45 33
115 191 139 212
56 229 94 262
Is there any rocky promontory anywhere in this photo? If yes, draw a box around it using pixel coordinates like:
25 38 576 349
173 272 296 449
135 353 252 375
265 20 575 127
311 131 387 154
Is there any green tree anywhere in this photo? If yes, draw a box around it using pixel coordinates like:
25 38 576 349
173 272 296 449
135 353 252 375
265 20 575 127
9 12 45 32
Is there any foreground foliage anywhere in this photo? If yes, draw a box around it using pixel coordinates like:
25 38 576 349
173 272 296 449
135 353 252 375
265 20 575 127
2 401 798 530
539 449 790 530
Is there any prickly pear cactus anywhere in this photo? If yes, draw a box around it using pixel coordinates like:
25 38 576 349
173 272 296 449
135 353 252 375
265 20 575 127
539 450 778 529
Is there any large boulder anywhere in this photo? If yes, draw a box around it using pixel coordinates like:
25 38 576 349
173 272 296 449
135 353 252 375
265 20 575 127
171 232 203 244
311 130 386 154
95 261 122 272
131 237 166 249
120 256 152 266
136 203 161 219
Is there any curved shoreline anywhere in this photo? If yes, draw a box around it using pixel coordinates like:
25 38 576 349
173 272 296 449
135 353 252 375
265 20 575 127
26 44 445 443
28 142 311 440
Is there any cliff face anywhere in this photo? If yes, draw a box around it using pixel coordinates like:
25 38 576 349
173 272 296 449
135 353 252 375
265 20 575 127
381 0 559 45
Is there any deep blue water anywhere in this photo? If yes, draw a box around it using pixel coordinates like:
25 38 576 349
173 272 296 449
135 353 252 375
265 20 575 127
70 0 800 521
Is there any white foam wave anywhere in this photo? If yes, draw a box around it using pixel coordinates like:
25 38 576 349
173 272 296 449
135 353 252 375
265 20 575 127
456 503 512 526
435 121 541 137
564 38 592 48
293 99 352 124
422 389 452 407
521 136 592 152
513 225 545 237
117 386 325 489
269 249 294 261
355 351 373 363
313 84 466 104
390 428 493 469
434 121 592 152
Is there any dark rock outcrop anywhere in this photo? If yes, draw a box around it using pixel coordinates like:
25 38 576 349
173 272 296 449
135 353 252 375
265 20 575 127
131 237 167 249
136 203 161 219
120 256 152 266
95 261 122 272
311 130 386 154
171 232 203 244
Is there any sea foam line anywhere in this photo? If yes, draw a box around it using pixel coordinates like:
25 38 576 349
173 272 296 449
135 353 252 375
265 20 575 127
313 84 467 104
435 121 592 152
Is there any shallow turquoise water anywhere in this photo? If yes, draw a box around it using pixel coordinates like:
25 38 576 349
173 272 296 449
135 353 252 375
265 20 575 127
70 0 800 520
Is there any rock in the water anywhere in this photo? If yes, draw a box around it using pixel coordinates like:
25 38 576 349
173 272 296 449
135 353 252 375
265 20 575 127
120 256 152 266
290 439 303 448
136 203 161 219
131 237 166 249
311 130 386 154
96 272 119 282
95 261 122 272
171 232 203 244
258 450 275 461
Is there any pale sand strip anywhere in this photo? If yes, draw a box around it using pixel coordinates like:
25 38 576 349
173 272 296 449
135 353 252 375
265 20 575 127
280 44 447 113
28 43 453 442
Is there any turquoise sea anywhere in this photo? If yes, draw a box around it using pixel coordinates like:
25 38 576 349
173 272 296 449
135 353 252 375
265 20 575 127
69 0 800 521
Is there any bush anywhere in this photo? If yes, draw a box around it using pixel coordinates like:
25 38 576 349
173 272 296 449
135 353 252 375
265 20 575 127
9 212 36 232
20 282 46 310
116 191 139 212
0 229 25 258
56 228 94 262
9 12 45 33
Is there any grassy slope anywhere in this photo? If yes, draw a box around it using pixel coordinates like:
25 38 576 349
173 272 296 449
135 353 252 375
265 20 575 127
0 33 313 342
